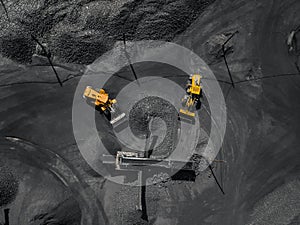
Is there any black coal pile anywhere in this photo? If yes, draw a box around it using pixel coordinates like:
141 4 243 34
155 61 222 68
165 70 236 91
0 0 215 64
148 154 207 188
30 197 81 225
129 96 179 158
204 33 235 65
107 0 216 41
0 165 19 207
123 210 149 225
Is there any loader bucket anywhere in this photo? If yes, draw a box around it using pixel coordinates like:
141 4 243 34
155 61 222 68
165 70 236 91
179 109 196 124
110 103 128 132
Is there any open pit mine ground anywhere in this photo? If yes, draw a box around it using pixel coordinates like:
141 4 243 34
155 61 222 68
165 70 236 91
0 0 300 225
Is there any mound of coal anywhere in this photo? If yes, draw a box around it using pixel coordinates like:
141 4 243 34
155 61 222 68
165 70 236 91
0 0 215 64
129 96 179 158
31 197 81 225
124 211 149 225
107 0 216 41
0 165 19 207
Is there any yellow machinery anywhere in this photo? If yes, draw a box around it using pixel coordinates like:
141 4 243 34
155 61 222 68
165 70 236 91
83 86 125 125
179 74 202 123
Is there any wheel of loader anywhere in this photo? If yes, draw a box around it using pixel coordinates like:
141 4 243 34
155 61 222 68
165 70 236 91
195 98 201 110
200 89 203 98
103 109 111 121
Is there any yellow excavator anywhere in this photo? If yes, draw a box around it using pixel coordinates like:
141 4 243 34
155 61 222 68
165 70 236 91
179 74 202 123
83 86 126 125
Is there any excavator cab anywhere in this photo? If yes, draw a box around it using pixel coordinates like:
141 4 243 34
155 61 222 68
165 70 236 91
179 74 202 124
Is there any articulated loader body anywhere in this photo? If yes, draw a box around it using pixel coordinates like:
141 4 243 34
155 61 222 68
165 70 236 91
83 86 126 126
179 74 202 124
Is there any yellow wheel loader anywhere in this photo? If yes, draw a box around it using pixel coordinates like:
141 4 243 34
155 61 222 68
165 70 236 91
83 86 126 126
179 74 202 124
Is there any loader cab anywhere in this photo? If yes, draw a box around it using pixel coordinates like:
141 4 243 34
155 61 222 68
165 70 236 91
189 74 201 95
